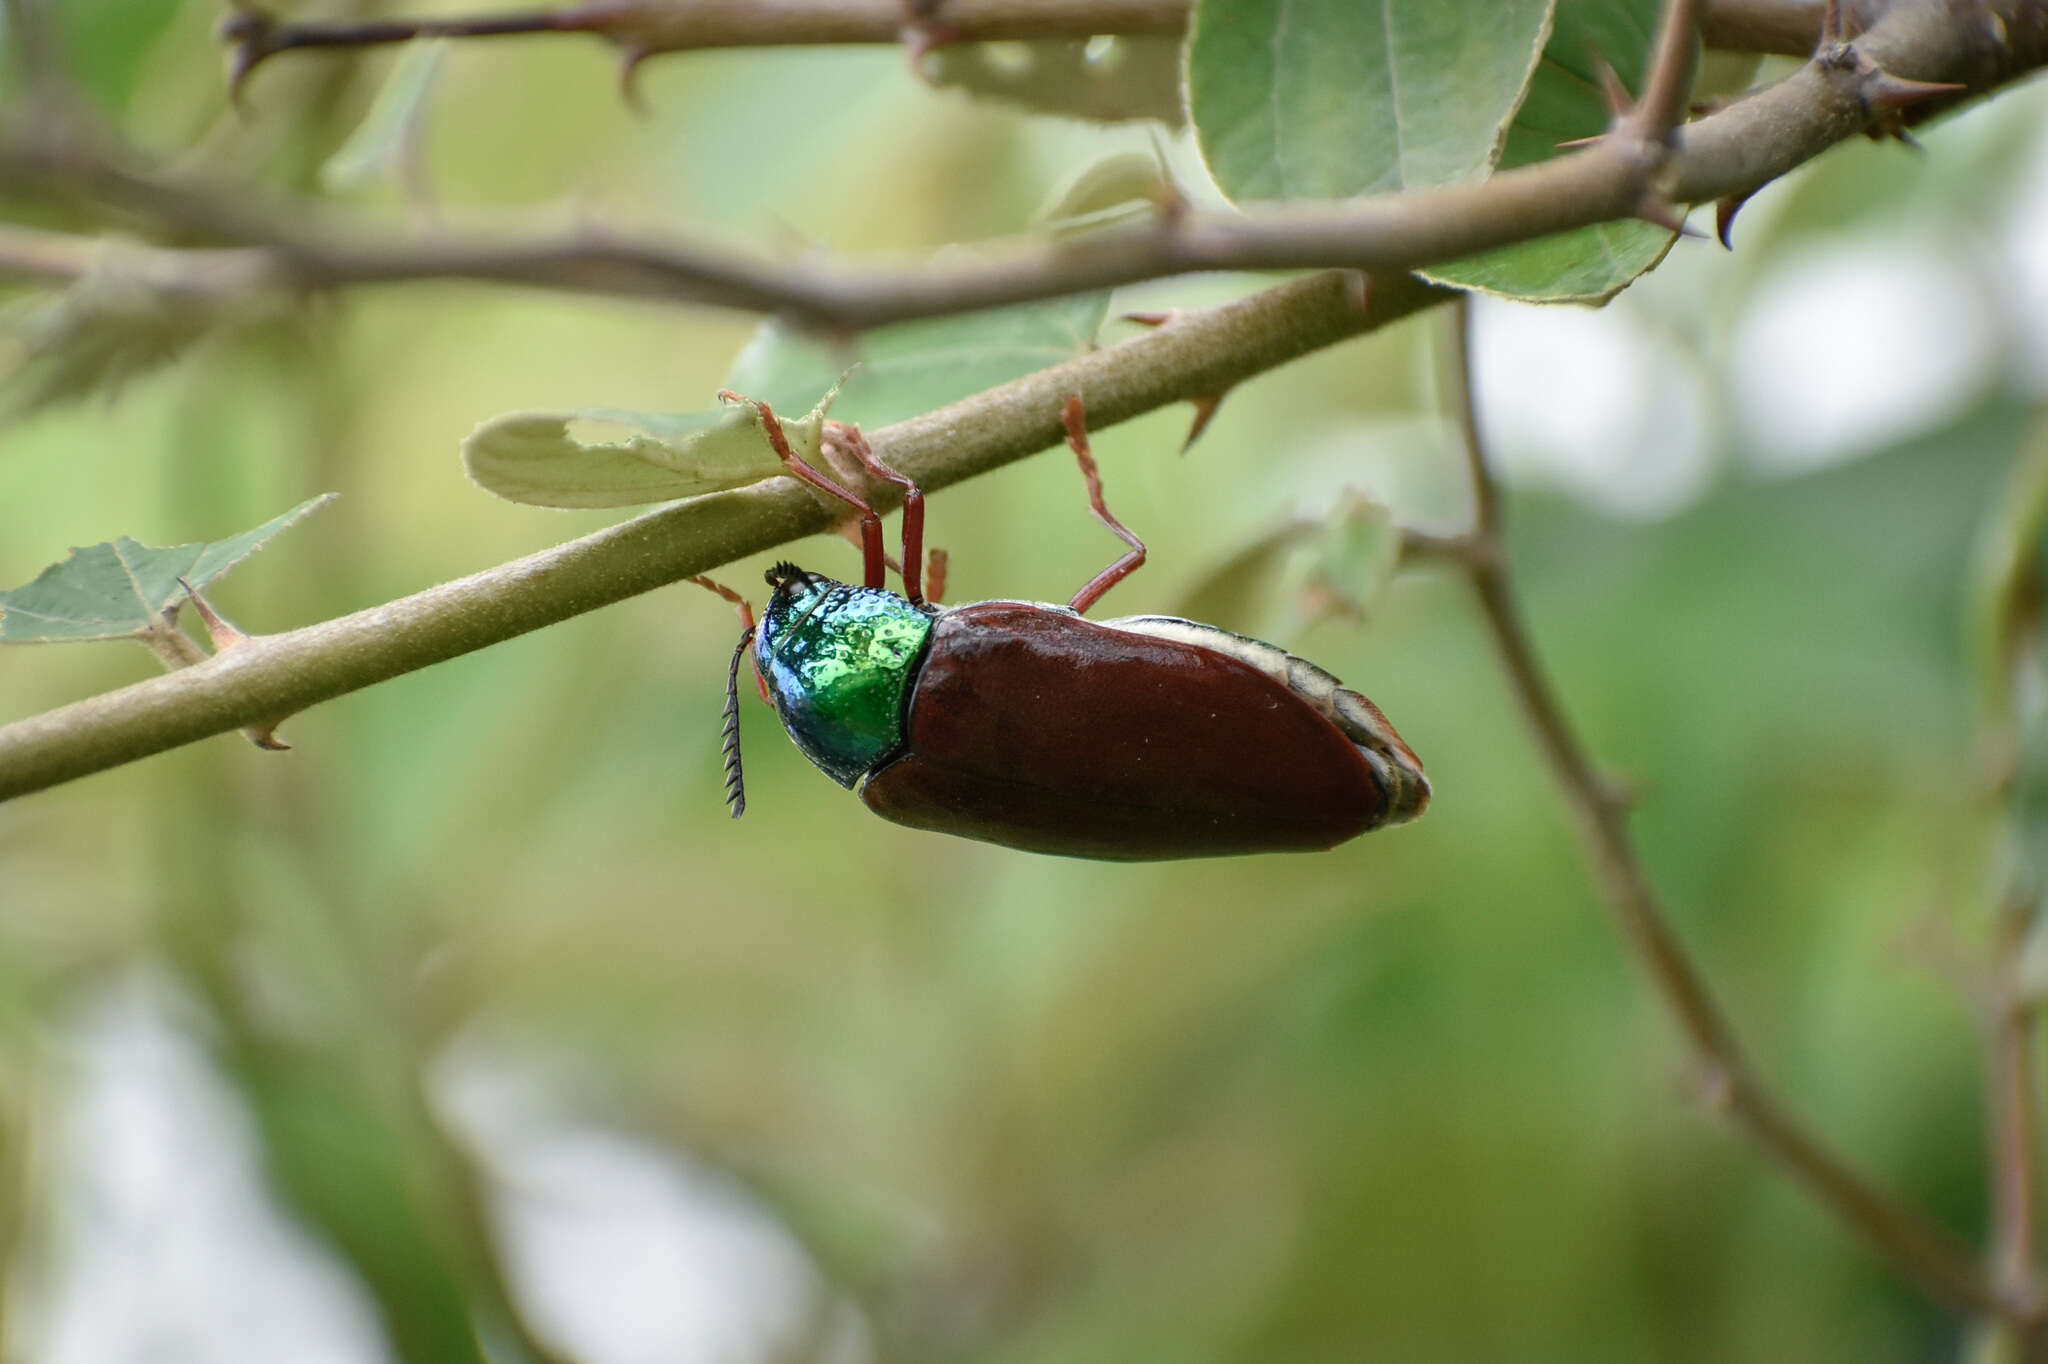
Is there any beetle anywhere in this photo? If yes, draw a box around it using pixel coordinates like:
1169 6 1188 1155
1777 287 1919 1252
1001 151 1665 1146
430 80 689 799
693 392 1429 861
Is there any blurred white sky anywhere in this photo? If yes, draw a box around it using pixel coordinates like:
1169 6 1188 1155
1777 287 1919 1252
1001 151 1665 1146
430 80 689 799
1471 80 2048 518
12 980 846 1364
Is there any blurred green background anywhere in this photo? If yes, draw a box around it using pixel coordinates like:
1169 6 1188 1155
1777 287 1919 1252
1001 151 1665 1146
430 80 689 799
4 4 2048 1361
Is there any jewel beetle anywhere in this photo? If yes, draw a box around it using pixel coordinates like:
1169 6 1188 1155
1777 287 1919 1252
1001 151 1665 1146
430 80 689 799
694 393 1429 861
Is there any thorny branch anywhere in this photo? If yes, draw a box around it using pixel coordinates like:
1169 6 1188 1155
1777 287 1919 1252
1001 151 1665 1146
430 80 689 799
5 2 2045 331
210 0 1826 95
1431 290 2005 1319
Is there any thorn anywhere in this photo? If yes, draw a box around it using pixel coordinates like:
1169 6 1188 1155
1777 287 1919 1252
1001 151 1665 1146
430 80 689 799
1119 312 1229 449
1635 194 1701 237
1180 395 1226 453
176 577 292 748
1588 51 1636 122
1819 0 1850 45
1862 70 1965 111
1556 132 1605 151
900 6 964 80
1714 186 1758 249
616 45 651 114
177 578 252 652
217 6 277 108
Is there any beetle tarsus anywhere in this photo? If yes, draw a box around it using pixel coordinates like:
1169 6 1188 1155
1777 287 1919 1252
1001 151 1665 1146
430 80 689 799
1060 395 1147 615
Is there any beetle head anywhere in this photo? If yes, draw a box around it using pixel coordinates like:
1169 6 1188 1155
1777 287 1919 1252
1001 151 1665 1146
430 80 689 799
764 561 821 598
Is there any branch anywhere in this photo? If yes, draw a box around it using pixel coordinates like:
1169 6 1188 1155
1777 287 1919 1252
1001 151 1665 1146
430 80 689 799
8 1 2039 331
215 0 1827 93
0 270 1446 800
1432 299 2002 1318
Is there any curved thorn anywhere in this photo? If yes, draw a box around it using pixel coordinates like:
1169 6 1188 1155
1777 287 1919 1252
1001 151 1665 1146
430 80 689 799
1182 393 1224 453
1715 186 1758 249
218 7 279 106
617 45 651 114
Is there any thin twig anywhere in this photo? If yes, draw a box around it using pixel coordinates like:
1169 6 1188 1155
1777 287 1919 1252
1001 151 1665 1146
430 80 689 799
1990 900 2043 1319
0 270 1447 800
6 0 2037 331
1440 296 2000 1318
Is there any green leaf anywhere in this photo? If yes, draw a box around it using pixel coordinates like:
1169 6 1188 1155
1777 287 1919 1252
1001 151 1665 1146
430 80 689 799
926 37 1185 126
320 39 447 196
1308 494 1401 616
1187 0 1554 201
466 294 1107 509
1423 219 1674 301
724 292 1109 432
1174 494 1400 633
1040 151 1178 241
462 397 829 509
1423 0 1680 301
0 495 334 644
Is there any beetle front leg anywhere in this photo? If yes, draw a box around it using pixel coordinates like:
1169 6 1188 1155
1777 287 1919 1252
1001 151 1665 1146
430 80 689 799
830 423 929 605
1060 395 1147 615
689 575 770 706
720 391 890 592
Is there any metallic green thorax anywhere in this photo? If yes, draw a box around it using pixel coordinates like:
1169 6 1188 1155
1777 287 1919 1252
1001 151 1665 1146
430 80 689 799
756 568 933 788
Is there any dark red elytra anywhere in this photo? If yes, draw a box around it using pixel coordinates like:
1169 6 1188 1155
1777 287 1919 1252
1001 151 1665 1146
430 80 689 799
861 602 1413 859
696 394 1429 861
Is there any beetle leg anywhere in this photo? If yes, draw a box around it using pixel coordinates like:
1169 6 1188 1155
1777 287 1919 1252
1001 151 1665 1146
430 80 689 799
925 547 949 604
833 423 928 605
689 575 770 705
1059 395 1147 615
719 391 889 592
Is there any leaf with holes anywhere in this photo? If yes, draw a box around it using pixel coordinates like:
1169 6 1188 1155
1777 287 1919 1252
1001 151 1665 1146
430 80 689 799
461 391 846 509
0 495 334 644
723 291 1109 431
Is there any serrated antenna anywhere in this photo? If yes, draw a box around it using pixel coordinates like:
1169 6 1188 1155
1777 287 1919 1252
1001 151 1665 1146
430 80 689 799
721 626 754 818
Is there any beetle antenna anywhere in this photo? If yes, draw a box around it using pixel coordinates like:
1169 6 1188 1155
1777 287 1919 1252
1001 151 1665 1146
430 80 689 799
771 583 832 661
721 625 754 818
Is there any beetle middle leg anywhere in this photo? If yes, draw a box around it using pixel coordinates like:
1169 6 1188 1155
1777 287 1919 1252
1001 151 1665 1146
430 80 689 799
689 575 771 706
719 391 890 592
1059 395 1147 615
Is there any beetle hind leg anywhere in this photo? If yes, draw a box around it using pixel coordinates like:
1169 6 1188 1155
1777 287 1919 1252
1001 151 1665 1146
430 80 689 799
1060 395 1147 615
